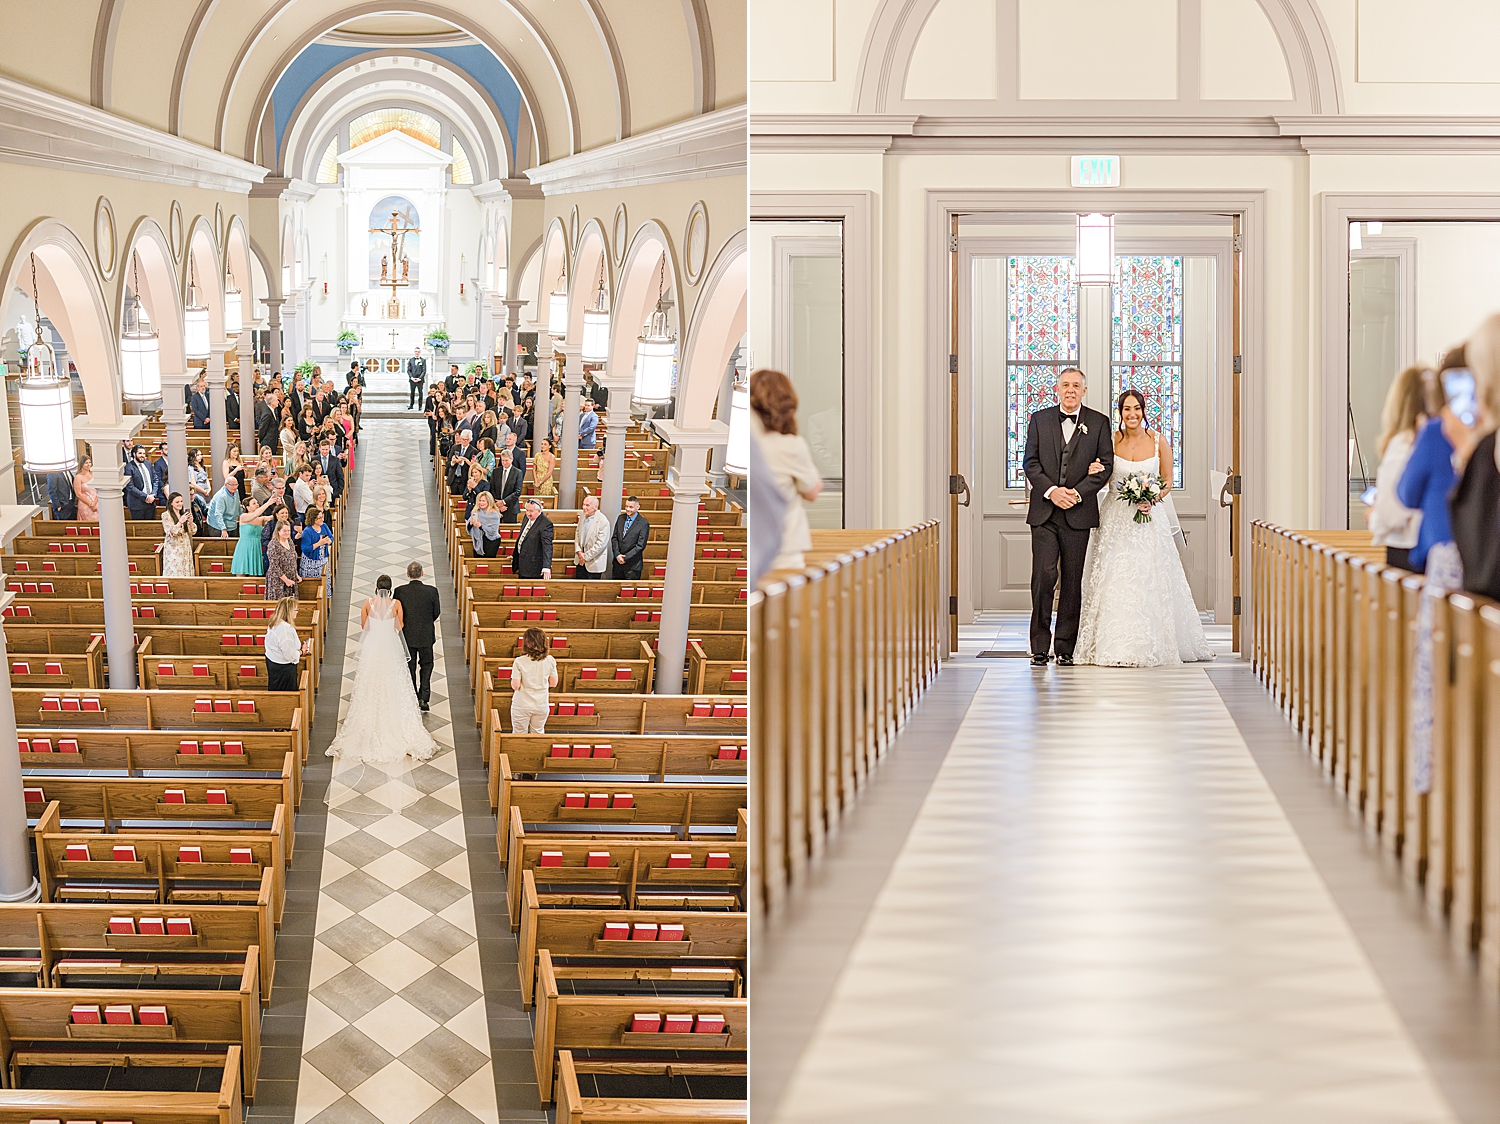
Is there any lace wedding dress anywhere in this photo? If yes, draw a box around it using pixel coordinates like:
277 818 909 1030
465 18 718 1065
1074 453 1215 667
325 590 437 812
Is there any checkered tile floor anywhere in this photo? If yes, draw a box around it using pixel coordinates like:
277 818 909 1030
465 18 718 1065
293 423 499 1124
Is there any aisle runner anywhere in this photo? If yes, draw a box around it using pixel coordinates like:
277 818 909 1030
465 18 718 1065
293 421 500 1124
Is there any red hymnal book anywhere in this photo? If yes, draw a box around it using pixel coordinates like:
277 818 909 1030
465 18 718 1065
732 704 748 719
691 702 710 718
213 700 232 713
65 843 90 861
224 741 244 756
593 745 612 758
31 738 52 754
706 853 731 869
503 586 518 597
517 586 533 598
587 793 609 809
474 564 488 574
712 704 732 718
658 923 686 942
634 610 649 622
667 854 691 869
166 918 193 936
549 744 570 758
577 702 595 716
239 636 255 646
234 602 251 619
61 697 81 712
663 1013 693 1033
195 664 212 676
738 747 748 759
524 609 541 622
509 609 524 621
222 634 237 646
603 922 630 941
157 663 175 676
630 1013 661 1033
58 739 78 754
138 1005 168 1026
557 702 576 716
137 918 166 935
533 586 547 598
163 789 186 804
229 848 253 864
239 665 256 677
202 741 222 754
11 661 28 675
718 746 738 760
571 745 592 758
631 923 659 942
104 1004 135 1025
108 917 136 935
194 698 213 713
70 1004 102 1024
730 669 748 683
612 793 633 809
586 851 610 868
112 845 137 862
615 667 632 681
695 1014 726 1034
206 789 228 804
543 609 558 621
16 737 28 753
563 793 586 808
538 851 563 867
178 846 202 864
580 667 597 680
236 700 255 713
552 636 568 649
22 787 44 804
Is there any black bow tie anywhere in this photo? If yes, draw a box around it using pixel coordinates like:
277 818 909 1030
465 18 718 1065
1062 413 1079 424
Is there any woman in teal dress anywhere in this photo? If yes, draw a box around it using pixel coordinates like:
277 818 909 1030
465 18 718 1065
231 494 276 576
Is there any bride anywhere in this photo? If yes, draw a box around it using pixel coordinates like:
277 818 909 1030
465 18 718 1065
1074 389 1214 667
326 576 437 785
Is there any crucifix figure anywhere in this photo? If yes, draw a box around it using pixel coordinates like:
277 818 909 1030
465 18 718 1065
369 209 420 306
389 328 400 349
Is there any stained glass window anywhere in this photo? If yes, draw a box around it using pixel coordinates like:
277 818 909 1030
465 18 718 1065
1006 256 1078 488
348 108 441 150
315 138 339 184
451 138 474 185
1111 255 1184 487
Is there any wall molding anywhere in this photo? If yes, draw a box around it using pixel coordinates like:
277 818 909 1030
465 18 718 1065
525 104 745 196
0 74 267 193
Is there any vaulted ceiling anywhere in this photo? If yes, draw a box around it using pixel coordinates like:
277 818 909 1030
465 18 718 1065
7 2 740 173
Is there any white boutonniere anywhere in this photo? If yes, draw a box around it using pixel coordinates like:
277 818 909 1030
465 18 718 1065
1079 423 1088 435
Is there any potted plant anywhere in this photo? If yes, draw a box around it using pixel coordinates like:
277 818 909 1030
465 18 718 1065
336 330 359 354
465 361 486 379
425 327 451 353
294 359 317 379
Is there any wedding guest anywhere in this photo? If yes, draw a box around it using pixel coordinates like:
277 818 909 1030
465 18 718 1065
1397 366 1460 574
468 491 502 557
264 519 300 602
72 456 98 522
513 499 554 580
752 369 822 571
205 474 241 538
187 448 211 524
578 398 599 450
609 495 649 580
463 464 489 521
500 430 526 479
123 444 158 520
231 494 275 577
263 597 309 692
532 437 557 498
292 463 315 520
1368 366 1427 569
279 415 298 473
300 507 332 580
476 436 497 475
1452 313 1500 599
508 627 558 733
575 494 610 580
160 493 196 577
447 430 477 494
492 450 523 524
47 466 76 520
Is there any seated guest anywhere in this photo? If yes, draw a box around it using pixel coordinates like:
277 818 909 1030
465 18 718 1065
263 597 308 692
491 450 523 524
512 498 554 580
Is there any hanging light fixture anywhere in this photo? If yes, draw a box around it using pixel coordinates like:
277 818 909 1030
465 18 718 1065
547 267 568 340
120 252 161 402
581 257 610 363
223 269 242 336
1076 213 1115 286
184 261 209 361
633 257 675 407
18 254 77 473
724 352 749 476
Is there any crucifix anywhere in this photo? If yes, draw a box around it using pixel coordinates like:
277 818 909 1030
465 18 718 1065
369 208 419 318
389 328 400 349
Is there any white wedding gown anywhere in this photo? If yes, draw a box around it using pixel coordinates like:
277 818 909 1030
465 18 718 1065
325 592 437 812
1074 453 1215 667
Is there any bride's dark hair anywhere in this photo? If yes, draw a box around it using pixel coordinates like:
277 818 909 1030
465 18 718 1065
376 575 392 593
1115 388 1149 433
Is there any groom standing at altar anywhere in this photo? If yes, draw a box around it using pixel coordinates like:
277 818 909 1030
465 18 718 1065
394 561 441 713
1024 367 1113 666
406 348 427 410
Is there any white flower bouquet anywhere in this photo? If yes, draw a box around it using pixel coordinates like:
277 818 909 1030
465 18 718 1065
1118 472 1166 524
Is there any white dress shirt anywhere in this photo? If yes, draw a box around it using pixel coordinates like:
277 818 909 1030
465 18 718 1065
264 621 301 665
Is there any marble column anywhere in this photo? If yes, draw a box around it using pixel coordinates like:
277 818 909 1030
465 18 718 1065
237 331 257 458
0 505 42 902
558 348 584 508
597 372 637 523
159 372 192 502
265 298 285 379
502 300 526 381
650 428 725 695
206 343 229 488
86 455 141 690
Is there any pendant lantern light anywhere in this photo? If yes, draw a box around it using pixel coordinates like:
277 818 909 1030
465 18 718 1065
223 269 243 336
120 252 161 402
184 261 209 361
633 257 675 407
1076 212 1115 286
724 353 750 476
580 257 610 363
547 267 568 340
18 254 77 473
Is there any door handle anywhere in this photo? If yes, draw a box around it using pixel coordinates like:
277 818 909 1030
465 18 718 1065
950 474 972 508
1218 468 1236 510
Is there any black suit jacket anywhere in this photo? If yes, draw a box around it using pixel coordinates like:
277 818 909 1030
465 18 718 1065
512 513 554 579
1023 405 1114 530
407 357 427 383
224 390 240 429
317 454 344 499
610 513 650 576
490 463 523 520
394 580 441 649
255 400 278 450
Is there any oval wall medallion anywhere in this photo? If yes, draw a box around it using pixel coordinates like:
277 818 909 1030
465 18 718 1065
169 201 184 262
684 201 709 286
613 205 628 266
94 197 117 280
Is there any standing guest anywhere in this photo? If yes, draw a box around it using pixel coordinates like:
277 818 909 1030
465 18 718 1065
395 561 441 712
478 409 500 446
187 448 211 524
445 363 461 394
264 519 300 602
1452 312 1500 599
151 443 171 507
463 464 489 521
1397 368 1460 574
609 495 649 580
575 494 610 579
250 464 273 509
425 386 443 455
224 376 241 430
492 450 523 523
205 474 241 538
315 438 345 501
256 388 280 450
279 416 298 474
231 494 275 576
190 376 211 429
578 398 599 450
291 464 315 521
500 430 527 479
510 405 530 452
263 597 309 692
1369 366 1427 569
447 431 477 495
160 493 197 577
509 627 558 733
47 466 76 520
475 437 497 475
124 444 159 520
406 347 427 409
752 369 823 572
468 491 502 557
299 508 332 580
346 362 366 391
72 457 97 522
513 498 554 580
532 437 557 498
260 479 287 573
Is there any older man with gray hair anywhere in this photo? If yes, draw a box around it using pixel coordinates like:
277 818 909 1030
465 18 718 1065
574 494 610 579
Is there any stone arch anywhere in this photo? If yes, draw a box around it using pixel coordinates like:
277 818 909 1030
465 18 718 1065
566 218 612 348
609 220 682 392
223 216 253 322
853 0 1343 113
118 217 186 377
512 234 543 321
184 216 224 344
676 229 745 429
535 219 571 329
1 219 123 425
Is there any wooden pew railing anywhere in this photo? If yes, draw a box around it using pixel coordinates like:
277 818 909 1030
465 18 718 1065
1250 521 1500 977
750 522 943 928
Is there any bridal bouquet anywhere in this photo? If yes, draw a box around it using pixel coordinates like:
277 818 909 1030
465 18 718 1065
1118 472 1166 524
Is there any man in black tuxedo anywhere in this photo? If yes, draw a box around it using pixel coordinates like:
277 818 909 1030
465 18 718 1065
512 499 554 579
256 387 281 451
610 496 649 580
394 561 441 712
490 450 523 523
224 377 241 431
406 348 427 409
1023 367 1114 665
315 438 344 501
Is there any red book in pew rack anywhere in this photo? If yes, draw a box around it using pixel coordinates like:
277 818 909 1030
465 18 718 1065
58 739 78 754
557 702 576 716
213 700 232 714
695 1014 726 1034
571 745 592 758
137 917 165 935
237 700 255 713
166 918 193 936
587 793 609 809
691 702 710 718
667 854 691 869
631 1013 661 1033
577 702 595 716
563 793 586 808
658 923 686 942
104 1004 135 1025
229 848 253 864
61 698 81 712
592 745 612 758
65 843 90 862
549 745 570 758
587 851 610 868
178 846 202 864
538 851 563 867
712 703 732 718
614 667 632 681
718 746 739 760
179 740 200 754
32 738 53 753
163 789 186 804
194 699 212 713
580 667 597 681
612 793 633 809
108 917 136 935
632 923 658 942
206 789 228 805
202 741 222 755
224 741 244 755
663 1013 693 1033
603 922 629 941
11 661 28 675
70 1004 101 1024
706 853 731 869
138 1005 169 1026
112 845 136 862
732 703 748 719
22 787 45 804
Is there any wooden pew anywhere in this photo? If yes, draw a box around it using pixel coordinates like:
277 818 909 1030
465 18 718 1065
687 638 748 696
4 639 105 690
554 1049 745 1124
481 693 746 764
0 1043 244 1123
137 638 316 738
473 647 656 728
16 727 302 783
491 735 747 809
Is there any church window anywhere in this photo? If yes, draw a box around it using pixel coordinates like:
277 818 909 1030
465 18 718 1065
348 108 442 150
315 138 340 184
1110 255 1184 487
451 138 474 185
1005 255 1078 489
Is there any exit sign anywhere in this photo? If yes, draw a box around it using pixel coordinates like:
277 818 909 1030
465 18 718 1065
1071 155 1120 188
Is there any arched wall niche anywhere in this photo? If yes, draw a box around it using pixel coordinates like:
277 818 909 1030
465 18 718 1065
493 219 509 292
566 219 612 348
224 216 253 323
512 235 543 318
535 218 571 329
676 229 745 429
2 219 123 425
185 217 225 345
610 221 682 393
118 217 186 376
853 0 1344 114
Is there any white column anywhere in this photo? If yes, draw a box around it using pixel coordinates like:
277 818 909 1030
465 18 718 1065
0 505 41 902
558 348 584 508
281 297 302 373
237 332 257 458
265 298 285 378
85 456 141 690
206 344 229 488
159 372 192 501
598 373 636 523
650 431 725 695
502 300 526 381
